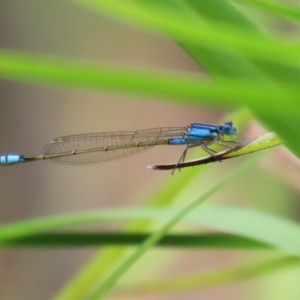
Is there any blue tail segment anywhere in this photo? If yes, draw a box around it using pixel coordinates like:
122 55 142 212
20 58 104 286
0 155 24 165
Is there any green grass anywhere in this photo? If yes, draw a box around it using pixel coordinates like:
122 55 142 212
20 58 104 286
117 256 300 294
1 0 300 299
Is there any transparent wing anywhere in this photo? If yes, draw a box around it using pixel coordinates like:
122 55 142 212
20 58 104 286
44 127 187 165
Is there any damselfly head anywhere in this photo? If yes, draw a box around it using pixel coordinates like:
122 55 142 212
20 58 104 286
221 121 238 136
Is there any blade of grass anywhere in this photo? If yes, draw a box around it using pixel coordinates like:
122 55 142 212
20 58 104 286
0 232 272 249
234 0 300 23
172 0 277 79
2 205 300 255
118 256 300 295
0 50 298 115
181 0 264 32
150 132 282 170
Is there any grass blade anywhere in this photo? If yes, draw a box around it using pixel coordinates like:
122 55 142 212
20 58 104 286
0 232 272 249
118 256 300 294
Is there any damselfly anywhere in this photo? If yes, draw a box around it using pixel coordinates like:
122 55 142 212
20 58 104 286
0 121 238 169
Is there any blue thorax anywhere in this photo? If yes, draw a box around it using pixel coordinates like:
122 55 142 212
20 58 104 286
168 121 238 145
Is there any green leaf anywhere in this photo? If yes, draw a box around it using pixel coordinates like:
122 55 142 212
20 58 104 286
0 232 272 249
118 256 300 294
150 132 282 170
1 205 300 255
0 50 297 115
234 0 300 23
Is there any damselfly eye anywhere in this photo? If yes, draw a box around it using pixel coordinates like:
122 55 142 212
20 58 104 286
222 121 238 135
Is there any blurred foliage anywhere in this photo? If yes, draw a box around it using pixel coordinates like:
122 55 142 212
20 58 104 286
1 0 300 300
